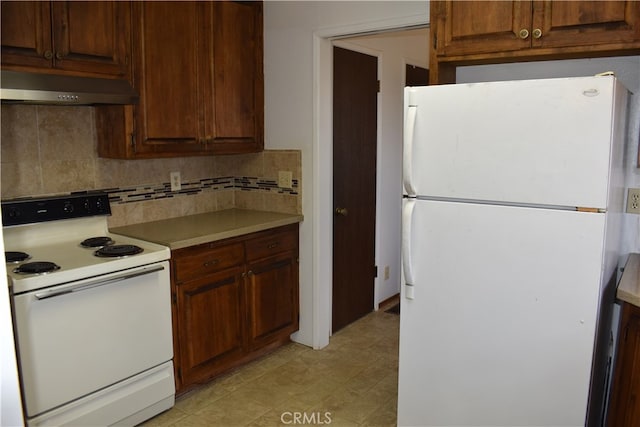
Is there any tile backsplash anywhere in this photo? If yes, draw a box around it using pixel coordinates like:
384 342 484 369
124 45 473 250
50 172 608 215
1 105 301 228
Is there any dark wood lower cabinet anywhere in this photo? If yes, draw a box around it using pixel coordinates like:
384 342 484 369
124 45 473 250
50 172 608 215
607 301 640 426
171 225 299 394
175 266 245 388
246 253 298 351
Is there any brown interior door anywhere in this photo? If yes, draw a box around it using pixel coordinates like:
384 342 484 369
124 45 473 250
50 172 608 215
406 64 430 86
332 46 378 333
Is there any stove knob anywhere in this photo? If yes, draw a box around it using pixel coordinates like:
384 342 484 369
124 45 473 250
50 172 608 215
63 201 74 214
7 207 21 219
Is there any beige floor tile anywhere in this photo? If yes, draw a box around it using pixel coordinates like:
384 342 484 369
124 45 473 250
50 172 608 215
193 394 271 425
141 407 189 427
142 309 400 426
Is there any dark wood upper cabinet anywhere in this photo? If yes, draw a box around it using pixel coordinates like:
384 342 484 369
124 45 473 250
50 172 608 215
1 1 131 78
430 0 640 84
96 1 264 159
437 0 533 57
209 1 264 155
130 1 206 156
534 1 640 49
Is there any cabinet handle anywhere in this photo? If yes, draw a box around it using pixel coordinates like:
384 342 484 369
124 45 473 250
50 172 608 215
532 28 542 39
55 52 63 60
267 242 279 249
203 259 219 268
44 50 53 60
335 207 348 216
518 29 529 39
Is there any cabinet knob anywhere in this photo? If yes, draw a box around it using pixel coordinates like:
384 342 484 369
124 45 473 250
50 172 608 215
335 207 348 216
532 28 542 39
55 52 63 60
204 259 219 268
44 50 53 60
518 29 529 39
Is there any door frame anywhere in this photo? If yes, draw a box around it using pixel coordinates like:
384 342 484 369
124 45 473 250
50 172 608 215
311 17 427 348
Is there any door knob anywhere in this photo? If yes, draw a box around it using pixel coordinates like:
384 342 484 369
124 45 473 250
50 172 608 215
335 207 348 216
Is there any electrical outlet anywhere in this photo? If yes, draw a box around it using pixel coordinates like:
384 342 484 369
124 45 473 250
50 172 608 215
384 266 390 280
170 172 181 192
627 188 640 214
278 171 293 189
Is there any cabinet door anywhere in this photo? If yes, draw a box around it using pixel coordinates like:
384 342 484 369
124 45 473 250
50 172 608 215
50 1 131 77
532 1 640 49
131 1 209 156
1 1 53 69
607 303 640 426
245 253 298 350
1 1 130 77
208 1 264 154
175 266 245 388
435 0 532 57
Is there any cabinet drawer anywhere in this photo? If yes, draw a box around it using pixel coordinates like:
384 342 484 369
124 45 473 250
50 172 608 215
246 230 297 262
174 243 244 283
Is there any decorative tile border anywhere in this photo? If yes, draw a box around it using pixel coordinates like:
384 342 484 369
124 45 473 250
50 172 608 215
104 176 299 205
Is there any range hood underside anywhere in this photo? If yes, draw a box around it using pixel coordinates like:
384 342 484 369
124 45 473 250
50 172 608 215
0 70 138 105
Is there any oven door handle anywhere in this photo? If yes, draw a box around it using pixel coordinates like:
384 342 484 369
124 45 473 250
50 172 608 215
34 265 165 300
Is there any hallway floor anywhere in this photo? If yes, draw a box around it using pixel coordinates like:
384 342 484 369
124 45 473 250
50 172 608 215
142 306 400 426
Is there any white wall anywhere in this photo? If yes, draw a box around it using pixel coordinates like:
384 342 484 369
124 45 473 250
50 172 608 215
334 29 428 306
263 1 428 348
458 57 640 259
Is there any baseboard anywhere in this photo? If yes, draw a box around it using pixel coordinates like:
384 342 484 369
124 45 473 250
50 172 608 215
379 293 399 312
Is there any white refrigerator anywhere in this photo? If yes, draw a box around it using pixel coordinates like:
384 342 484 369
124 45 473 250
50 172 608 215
398 76 629 427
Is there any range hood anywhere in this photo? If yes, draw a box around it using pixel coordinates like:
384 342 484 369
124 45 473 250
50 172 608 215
0 70 138 105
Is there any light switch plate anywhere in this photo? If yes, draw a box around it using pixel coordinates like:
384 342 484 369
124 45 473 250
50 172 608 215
627 188 640 214
278 171 293 189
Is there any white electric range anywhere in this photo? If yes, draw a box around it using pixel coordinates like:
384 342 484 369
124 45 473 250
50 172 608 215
2 193 175 426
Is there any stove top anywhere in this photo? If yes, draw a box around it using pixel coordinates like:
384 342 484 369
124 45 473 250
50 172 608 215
94 244 144 258
13 261 60 275
2 193 170 294
80 236 115 248
5 251 30 263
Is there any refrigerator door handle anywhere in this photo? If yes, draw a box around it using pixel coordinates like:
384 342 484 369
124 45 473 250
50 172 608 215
402 199 416 299
403 103 418 196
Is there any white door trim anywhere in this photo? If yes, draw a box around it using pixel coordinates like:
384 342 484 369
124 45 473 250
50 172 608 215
311 14 427 349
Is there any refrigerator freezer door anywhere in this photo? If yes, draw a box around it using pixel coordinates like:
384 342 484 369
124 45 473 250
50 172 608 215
404 76 621 209
398 199 607 426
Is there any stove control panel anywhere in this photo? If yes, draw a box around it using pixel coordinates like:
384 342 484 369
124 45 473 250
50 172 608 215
2 193 111 226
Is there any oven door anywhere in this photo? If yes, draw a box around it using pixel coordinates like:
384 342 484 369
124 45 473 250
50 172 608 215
12 261 173 419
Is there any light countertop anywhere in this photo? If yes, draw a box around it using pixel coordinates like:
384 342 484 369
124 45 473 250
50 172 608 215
110 209 303 250
618 253 640 308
